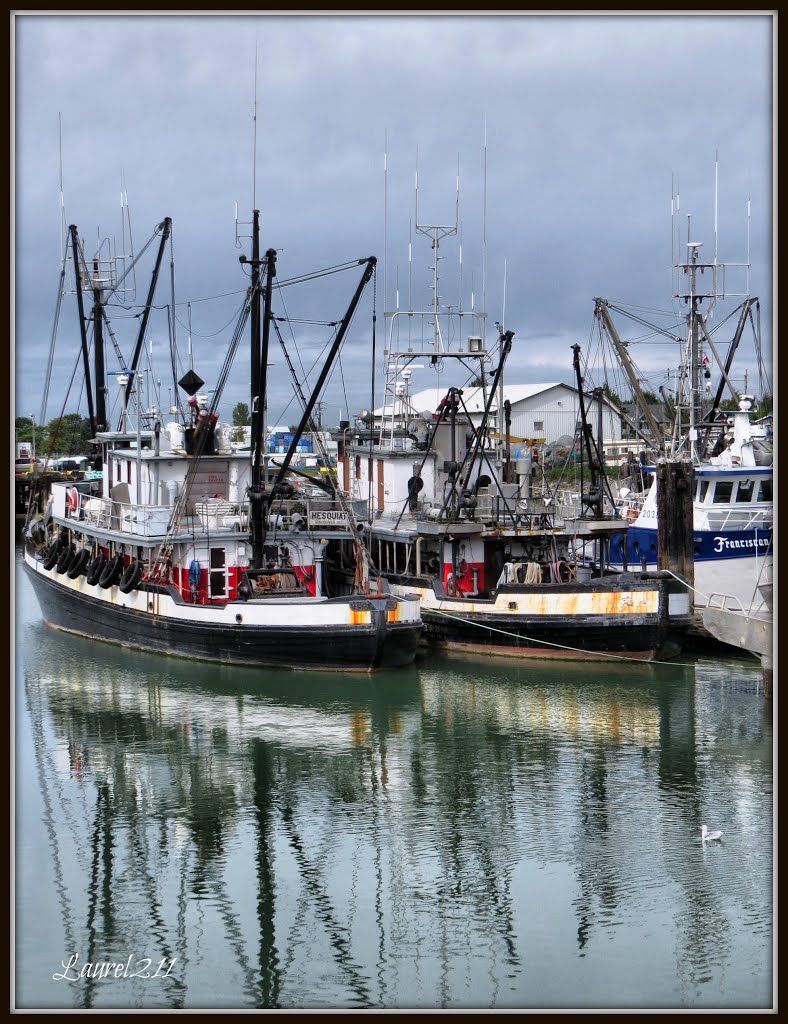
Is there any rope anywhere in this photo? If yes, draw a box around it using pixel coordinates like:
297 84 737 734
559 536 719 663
429 606 694 667
660 568 710 604
524 561 541 584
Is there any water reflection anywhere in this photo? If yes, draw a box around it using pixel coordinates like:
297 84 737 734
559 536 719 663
17 608 772 1009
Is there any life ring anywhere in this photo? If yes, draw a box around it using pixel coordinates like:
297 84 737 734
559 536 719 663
98 554 124 589
86 554 107 586
67 547 91 579
626 506 638 523
66 487 79 516
445 573 458 596
118 560 144 594
56 544 76 574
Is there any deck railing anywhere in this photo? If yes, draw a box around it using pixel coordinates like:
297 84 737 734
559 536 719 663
64 487 367 537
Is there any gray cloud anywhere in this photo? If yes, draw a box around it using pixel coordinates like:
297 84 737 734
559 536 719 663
14 13 773 433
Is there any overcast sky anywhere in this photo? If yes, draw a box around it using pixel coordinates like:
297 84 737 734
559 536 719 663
13 13 773 433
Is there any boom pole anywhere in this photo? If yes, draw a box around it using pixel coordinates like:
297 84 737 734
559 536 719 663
69 225 96 437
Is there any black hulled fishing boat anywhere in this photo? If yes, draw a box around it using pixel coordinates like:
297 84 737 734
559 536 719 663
338 165 693 662
23 210 422 672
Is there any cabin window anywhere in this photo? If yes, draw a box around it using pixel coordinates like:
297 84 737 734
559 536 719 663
355 455 361 480
697 480 709 502
533 420 544 433
712 481 733 503
735 480 754 503
757 480 772 502
209 547 226 598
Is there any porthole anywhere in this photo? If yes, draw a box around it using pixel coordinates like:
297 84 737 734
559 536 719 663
235 613 243 624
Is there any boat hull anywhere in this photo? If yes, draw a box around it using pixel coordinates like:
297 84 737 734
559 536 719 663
23 552 422 673
609 524 772 610
386 574 692 662
421 609 685 661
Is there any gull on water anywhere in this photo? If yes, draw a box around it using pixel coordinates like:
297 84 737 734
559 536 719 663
701 824 722 842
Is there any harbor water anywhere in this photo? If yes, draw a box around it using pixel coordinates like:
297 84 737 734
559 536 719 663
14 547 773 1010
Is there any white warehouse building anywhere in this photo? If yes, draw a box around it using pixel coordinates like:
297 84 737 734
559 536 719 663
379 382 622 449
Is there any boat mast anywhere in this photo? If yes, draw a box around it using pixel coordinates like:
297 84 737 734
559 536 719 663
92 259 107 432
123 218 172 412
257 247 277 488
249 209 262 482
686 231 704 462
246 209 276 570
267 258 377 498
68 225 96 437
572 344 603 519
671 159 753 463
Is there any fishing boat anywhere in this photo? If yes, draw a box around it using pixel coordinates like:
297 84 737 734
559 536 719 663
608 391 772 609
22 211 423 672
335 174 693 662
595 178 773 615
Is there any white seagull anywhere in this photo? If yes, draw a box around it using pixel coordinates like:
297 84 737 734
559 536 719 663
701 824 722 842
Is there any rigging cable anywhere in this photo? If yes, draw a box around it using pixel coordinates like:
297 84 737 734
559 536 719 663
154 285 254 560
173 295 248 338
39 234 70 426
367 264 377 529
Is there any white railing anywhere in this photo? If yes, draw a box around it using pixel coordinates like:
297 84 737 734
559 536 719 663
64 486 372 538
700 507 773 532
78 495 174 536
705 592 747 612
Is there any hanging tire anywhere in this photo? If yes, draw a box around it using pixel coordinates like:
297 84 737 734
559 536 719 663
86 554 106 586
42 541 61 570
118 560 144 594
67 547 91 579
99 554 123 589
56 544 76 574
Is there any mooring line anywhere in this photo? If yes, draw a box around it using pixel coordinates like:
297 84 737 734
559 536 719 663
661 568 710 604
429 606 695 668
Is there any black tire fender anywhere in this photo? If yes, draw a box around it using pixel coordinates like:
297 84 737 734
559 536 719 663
42 541 61 571
118 560 144 594
55 544 75 574
98 554 123 589
86 555 106 586
66 547 91 579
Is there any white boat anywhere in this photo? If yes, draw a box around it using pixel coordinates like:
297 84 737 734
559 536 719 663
701 573 773 694
595 174 773 615
611 395 772 611
22 211 423 672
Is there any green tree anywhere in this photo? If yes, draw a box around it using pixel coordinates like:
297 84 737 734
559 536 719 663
46 414 93 455
602 385 624 409
641 390 659 404
719 393 772 415
758 394 773 416
15 416 42 456
232 402 250 426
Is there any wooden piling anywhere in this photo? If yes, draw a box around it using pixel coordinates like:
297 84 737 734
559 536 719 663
656 458 695 606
